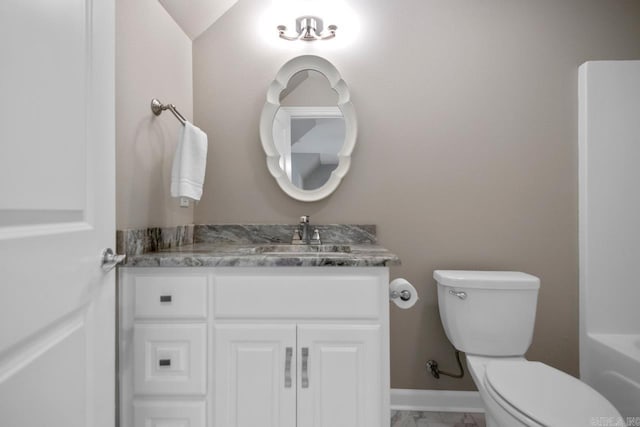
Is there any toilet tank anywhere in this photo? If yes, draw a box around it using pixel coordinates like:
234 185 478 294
434 270 540 356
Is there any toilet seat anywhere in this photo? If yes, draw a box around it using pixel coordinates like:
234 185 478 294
484 360 622 427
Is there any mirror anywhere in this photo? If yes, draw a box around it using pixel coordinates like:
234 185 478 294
260 56 357 202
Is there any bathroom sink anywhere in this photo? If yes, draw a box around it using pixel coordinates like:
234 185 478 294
253 244 352 254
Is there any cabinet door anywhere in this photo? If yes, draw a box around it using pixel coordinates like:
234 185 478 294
297 325 382 427
215 324 296 427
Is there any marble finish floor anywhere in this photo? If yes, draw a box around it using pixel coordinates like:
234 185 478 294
391 410 486 427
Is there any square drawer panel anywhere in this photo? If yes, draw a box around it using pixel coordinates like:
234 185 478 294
134 275 207 319
214 271 381 319
133 324 206 395
133 401 205 427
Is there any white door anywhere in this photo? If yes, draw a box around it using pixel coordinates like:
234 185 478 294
215 324 297 427
0 0 115 426
297 325 382 427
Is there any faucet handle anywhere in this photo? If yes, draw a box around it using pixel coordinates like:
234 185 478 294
300 215 310 224
291 227 303 244
311 228 321 245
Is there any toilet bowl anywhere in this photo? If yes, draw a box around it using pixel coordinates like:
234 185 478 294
434 270 624 427
466 355 623 426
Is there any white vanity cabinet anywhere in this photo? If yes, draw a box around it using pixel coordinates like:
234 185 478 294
119 267 390 427
119 270 209 427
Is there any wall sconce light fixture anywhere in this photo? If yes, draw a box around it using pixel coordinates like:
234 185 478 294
277 16 337 41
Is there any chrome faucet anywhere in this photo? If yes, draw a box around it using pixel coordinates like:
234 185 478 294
300 215 311 243
292 215 321 245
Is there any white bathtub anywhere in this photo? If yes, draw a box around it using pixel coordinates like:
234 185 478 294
582 333 640 418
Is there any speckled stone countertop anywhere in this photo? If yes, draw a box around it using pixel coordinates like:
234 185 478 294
119 224 400 268
123 242 400 267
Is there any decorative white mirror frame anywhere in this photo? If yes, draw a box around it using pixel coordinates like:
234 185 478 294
260 55 357 202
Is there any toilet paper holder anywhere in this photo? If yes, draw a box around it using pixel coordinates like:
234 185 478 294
389 278 418 309
389 289 412 301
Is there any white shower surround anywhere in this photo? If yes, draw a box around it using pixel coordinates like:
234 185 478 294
579 60 640 419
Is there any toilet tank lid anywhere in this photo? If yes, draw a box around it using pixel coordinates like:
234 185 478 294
433 270 540 290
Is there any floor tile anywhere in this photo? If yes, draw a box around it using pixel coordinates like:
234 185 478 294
391 410 486 427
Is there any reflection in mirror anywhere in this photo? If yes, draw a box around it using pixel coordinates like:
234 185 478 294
279 70 336 105
272 71 345 191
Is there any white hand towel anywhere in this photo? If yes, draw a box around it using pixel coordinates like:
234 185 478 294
170 121 208 200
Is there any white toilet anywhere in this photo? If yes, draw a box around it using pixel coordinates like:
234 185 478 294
434 270 624 427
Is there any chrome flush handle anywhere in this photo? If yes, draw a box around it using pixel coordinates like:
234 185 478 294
449 289 467 300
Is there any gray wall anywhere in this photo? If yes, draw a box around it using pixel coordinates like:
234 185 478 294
116 0 194 229
192 0 640 390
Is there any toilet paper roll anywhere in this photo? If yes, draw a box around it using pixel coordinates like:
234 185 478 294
389 278 419 309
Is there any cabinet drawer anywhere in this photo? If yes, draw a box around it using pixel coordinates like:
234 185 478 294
133 324 206 395
134 275 207 319
133 401 205 427
214 272 381 319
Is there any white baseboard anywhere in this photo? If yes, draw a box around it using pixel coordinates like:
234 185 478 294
390 389 485 413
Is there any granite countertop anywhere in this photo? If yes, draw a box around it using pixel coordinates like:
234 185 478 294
123 242 400 267
118 224 400 268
